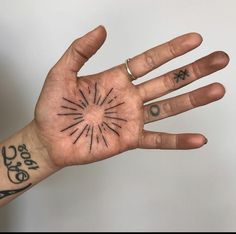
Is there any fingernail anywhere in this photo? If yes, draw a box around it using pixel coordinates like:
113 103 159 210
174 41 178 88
204 138 208 145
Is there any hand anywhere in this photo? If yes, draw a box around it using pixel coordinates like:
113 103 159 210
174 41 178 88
34 26 229 167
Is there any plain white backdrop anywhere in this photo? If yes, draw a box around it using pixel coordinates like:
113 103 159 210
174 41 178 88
0 0 235 231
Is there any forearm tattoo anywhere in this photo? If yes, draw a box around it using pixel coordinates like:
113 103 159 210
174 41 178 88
174 69 189 83
0 183 32 200
0 144 38 199
58 82 127 152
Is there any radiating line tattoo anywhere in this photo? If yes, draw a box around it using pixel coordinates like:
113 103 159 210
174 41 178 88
0 183 32 200
174 69 190 83
57 82 127 152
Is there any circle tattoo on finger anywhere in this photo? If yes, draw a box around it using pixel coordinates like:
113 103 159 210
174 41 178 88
150 105 160 117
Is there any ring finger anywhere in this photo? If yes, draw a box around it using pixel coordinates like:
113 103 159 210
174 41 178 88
143 83 225 124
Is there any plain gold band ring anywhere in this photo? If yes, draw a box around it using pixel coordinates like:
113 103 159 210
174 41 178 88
125 59 137 81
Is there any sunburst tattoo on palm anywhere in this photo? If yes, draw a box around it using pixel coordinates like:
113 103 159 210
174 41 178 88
57 82 127 152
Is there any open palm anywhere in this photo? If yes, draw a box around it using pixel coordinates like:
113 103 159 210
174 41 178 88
34 26 229 167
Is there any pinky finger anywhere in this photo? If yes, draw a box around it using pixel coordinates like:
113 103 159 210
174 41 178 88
138 130 207 149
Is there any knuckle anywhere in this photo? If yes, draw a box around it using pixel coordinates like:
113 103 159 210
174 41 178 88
154 134 162 148
163 74 177 91
162 101 176 116
188 92 198 107
143 50 157 69
191 61 201 78
137 85 147 101
167 40 177 57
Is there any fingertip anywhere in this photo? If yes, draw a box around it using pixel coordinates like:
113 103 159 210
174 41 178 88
178 134 207 149
210 51 230 69
190 134 207 148
97 25 107 37
182 32 203 48
208 82 226 100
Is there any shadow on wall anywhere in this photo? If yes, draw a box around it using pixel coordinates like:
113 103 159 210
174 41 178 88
0 56 29 231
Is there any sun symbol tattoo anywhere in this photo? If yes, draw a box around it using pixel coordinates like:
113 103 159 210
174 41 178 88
57 82 127 152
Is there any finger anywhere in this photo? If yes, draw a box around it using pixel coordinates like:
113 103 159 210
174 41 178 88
120 33 203 79
143 83 225 123
139 131 207 149
138 51 229 102
53 25 107 74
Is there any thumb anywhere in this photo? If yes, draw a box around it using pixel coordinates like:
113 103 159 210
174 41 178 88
54 25 107 74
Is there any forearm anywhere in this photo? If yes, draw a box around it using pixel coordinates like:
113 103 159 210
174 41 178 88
0 121 58 206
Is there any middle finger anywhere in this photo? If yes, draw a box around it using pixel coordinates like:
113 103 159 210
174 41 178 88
137 51 229 103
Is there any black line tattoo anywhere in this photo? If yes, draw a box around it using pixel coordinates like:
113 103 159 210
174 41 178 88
58 113 83 116
98 125 108 147
111 122 122 128
89 126 94 152
73 116 84 120
102 135 108 147
103 122 120 136
79 89 89 105
0 183 32 200
94 82 97 104
100 88 113 106
174 69 190 83
60 120 84 132
58 83 127 151
86 125 91 137
101 123 106 131
104 116 127 122
73 124 88 144
105 102 125 111
108 96 117 104
150 104 160 117
61 106 77 111
105 111 117 115
63 97 84 110
79 100 87 108
70 128 78 136
96 95 102 105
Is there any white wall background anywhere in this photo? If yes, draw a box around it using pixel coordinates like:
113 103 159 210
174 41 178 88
0 0 235 231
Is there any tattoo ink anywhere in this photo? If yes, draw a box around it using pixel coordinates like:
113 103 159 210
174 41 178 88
0 183 32 200
174 69 189 83
150 105 160 117
58 83 127 152
1 144 39 184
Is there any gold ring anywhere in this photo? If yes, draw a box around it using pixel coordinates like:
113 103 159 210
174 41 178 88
125 59 137 81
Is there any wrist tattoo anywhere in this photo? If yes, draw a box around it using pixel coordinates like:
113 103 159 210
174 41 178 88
150 104 160 117
174 69 189 83
1 144 39 184
58 82 127 152
0 183 32 200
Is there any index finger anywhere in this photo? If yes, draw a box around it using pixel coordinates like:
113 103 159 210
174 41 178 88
122 33 203 79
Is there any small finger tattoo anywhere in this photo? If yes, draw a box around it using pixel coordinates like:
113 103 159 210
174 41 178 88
174 69 189 83
150 105 160 117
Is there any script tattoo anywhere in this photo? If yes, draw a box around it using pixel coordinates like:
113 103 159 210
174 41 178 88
1 144 39 184
174 69 190 83
0 183 32 200
58 82 127 152
150 105 160 117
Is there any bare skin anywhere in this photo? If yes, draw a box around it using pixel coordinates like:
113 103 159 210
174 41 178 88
0 26 229 205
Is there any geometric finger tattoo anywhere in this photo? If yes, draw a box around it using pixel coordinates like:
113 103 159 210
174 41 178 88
57 82 127 152
174 69 189 83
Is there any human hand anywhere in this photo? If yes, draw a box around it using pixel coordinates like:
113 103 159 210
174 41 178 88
34 26 229 167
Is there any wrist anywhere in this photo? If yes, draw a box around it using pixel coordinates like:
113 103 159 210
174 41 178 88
23 120 60 174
